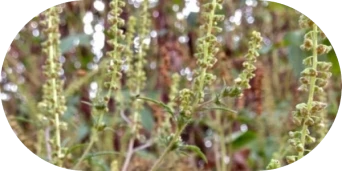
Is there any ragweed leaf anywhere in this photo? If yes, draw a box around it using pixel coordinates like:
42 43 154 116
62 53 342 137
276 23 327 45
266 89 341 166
181 145 207 163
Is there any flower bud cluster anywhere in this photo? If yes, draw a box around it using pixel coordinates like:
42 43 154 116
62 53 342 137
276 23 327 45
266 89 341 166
128 0 151 138
158 73 181 138
179 89 194 118
222 31 262 98
129 0 151 93
193 0 225 103
266 159 281 170
125 16 137 91
168 73 181 112
104 0 126 101
38 7 67 119
234 31 262 90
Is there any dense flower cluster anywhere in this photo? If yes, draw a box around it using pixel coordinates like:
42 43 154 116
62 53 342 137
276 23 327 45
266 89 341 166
125 16 137 91
104 0 126 100
223 31 262 98
192 0 225 103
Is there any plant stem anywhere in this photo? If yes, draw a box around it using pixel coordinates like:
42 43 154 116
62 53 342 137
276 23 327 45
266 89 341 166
298 24 318 159
74 113 104 169
73 133 97 169
218 114 227 171
121 138 135 171
150 124 187 171
227 121 233 171
45 127 52 162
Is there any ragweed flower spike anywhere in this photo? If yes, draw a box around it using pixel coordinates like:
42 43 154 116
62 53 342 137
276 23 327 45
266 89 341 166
158 73 181 138
38 6 67 166
222 31 263 98
285 15 332 165
266 159 281 170
104 0 126 103
73 2 127 169
129 0 151 95
129 0 151 136
125 16 137 92
193 0 225 103
150 1 225 170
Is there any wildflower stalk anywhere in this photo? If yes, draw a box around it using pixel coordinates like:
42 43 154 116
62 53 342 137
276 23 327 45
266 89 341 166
268 15 332 168
38 7 67 166
298 24 318 159
295 16 331 160
73 0 126 169
117 16 136 168
122 1 151 171
157 73 180 139
150 1 225 170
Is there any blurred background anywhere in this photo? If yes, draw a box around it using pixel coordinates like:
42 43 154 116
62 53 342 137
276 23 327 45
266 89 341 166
1 0 340 170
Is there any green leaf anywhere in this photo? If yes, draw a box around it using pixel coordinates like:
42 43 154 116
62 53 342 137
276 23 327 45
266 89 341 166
76 123 90 142
231 131 257 150
182 145 208 163
187 12 198 28
284 30 307 77
137 96 173 115
60 33 91 54
140 108 154 132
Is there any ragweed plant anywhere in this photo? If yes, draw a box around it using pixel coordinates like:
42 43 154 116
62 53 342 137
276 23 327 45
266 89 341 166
37 7 67 166
157 73 180 139
125 16 137 93
267 15 332 169
73 0 126 169
221 31 263 98
122 1 151 170
286 15 332 164
149 1 225 170
129 0 151 136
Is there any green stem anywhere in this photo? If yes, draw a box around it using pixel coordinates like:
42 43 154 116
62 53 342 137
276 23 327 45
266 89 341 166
73 132 97 169
73 112 103 169
227 121 233 171
150 124 187 171
298 24 318 159
217 114 227 171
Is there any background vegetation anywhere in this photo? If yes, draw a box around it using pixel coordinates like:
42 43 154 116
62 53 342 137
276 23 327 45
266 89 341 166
1 0 340 170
